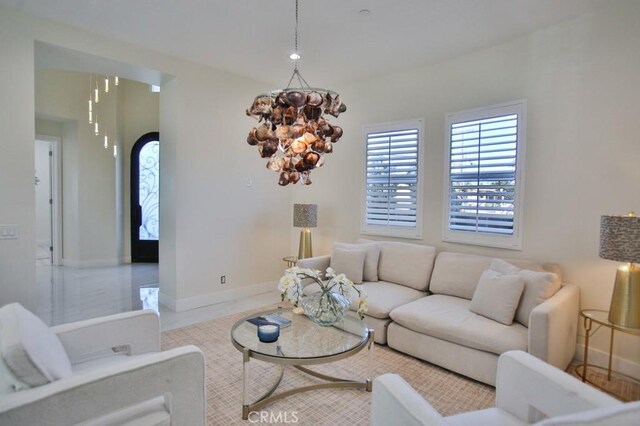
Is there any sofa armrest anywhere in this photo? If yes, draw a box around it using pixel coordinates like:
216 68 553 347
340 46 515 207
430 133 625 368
496 351 620 423
0 345 205 426
528 284 579 370
296 255 331 272
51 310 160 362
371 374 447 426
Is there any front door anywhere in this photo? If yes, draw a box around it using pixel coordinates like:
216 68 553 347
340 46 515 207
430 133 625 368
131 132 159 263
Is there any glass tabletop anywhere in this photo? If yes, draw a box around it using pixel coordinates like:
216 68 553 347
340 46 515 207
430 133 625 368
231 308 369 360
581 309 640 335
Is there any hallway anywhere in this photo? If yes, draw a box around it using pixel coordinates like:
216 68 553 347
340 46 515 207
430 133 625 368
35 263 279 331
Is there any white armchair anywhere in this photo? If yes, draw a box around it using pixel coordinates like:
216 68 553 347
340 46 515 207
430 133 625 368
371 350 640 426
0 307 205 425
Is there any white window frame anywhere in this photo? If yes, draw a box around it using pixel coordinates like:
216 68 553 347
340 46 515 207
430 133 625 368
442 100 526 250
361 119 424 240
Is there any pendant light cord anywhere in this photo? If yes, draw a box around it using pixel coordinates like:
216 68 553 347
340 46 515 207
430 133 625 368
286 0 311 90
294 0 299 63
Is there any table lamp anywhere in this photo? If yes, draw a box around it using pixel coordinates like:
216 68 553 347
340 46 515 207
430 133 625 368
293 204 317 259
599 212 640 328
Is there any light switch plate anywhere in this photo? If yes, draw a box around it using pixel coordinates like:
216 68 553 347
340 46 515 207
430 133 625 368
0 225 18 240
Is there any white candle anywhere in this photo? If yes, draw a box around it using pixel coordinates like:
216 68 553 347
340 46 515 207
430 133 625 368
260 325 278 333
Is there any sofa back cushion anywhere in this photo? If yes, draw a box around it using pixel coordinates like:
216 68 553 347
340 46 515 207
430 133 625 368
334 242 380 282
429 252 550 300
330 246 366 284
376 242 436 291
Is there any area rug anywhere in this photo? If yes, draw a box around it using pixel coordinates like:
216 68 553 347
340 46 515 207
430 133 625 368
161 307 495 425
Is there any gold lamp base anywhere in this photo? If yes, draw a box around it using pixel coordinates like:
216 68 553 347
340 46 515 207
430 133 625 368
608 263 640 329
298 228 313 259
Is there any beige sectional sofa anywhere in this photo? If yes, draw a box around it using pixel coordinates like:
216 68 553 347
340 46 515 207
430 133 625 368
297 240 579 386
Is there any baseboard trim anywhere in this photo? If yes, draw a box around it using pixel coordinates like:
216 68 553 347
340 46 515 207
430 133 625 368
159 281 276 312
574 343 640 380
62 258 120 268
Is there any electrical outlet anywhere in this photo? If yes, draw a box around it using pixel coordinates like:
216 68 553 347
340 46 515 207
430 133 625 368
220 275 226 284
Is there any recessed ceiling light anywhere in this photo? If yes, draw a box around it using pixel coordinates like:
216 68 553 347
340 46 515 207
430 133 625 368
359 9 371 16
289 52 301 60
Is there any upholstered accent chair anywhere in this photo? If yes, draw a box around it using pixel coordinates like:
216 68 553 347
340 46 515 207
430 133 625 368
371 350 639 426
0 304 205 425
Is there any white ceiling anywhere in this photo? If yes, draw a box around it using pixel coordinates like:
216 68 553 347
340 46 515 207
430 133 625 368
2 0 606 86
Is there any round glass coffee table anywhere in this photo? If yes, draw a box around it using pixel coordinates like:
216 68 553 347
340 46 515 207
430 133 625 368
231 307 374 419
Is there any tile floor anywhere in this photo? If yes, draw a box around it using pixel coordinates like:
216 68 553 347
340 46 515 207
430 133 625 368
36 263 280 331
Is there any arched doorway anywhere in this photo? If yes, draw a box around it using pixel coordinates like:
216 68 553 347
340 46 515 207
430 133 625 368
131 132 159 262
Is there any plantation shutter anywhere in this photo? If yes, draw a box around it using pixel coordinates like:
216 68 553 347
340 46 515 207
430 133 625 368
448 114 518 235
366 128 419 228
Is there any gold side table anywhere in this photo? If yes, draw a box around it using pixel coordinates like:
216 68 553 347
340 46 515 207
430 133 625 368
576 309 640 401
282 256 298 268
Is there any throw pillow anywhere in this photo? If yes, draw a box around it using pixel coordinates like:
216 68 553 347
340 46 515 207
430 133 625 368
0 355 30 396
469 269 525 325
0 303 72 386
330 247 366 284
334 242 380 282
490 259 562 327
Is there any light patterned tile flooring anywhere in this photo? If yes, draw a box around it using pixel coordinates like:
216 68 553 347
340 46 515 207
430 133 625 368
35 263 280 330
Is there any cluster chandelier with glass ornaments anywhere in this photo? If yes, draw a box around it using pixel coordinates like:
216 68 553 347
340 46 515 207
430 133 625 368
245 0 346 186
88 74 119 157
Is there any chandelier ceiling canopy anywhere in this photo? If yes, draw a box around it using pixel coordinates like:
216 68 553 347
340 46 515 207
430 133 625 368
245 0 346 186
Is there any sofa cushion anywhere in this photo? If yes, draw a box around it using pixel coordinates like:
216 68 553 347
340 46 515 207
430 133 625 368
0 303 72 386
390 295 528 355
429 252 547 300
377 242 436 291
330 247 366 284
303 280 426 319
469 270 525 325
491 259 562 327
334 242 380 282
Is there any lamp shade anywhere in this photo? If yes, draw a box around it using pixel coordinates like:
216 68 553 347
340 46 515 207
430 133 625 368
599 214 640 263
293 204 317 228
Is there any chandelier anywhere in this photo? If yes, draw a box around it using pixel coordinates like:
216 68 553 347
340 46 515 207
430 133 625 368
88 73 119 157
245 0 346 186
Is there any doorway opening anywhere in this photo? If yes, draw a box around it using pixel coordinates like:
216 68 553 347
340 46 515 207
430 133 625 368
35 136 61 266
131 132 159 263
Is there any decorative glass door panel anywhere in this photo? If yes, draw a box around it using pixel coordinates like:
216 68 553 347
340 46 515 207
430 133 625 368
131 132 159 263
139 141 159 240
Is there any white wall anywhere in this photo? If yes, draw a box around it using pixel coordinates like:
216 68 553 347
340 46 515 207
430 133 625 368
294 0 640 368
121 79 159 262
0 9 37 309
0 6 291 312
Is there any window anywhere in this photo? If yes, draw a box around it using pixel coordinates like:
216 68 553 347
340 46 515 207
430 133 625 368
443 100 526 250
362 119 423 239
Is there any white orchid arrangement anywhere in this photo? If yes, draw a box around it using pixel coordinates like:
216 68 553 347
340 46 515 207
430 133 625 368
278 266 368 319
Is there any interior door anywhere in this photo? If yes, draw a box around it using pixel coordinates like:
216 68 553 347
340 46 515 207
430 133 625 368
131 132 159 263
35 139 53 265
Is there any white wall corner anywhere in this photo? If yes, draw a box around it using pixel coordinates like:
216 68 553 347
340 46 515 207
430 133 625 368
158 291 177 311
161 281 277 312
574 343 640 381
